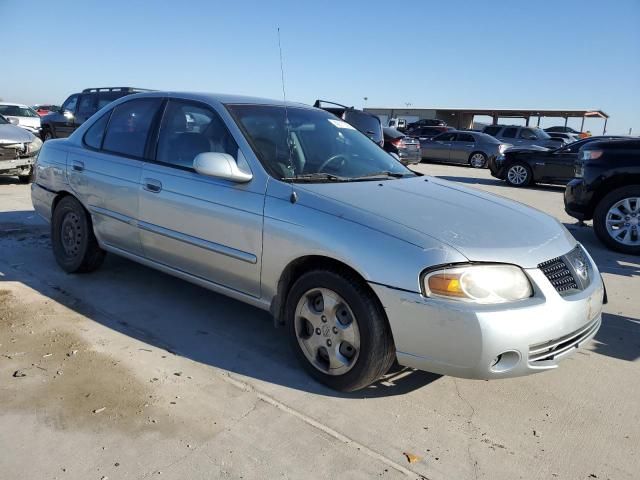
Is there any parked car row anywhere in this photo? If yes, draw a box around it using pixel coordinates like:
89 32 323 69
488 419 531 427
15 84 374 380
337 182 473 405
0 103 42 136
30 90 607 391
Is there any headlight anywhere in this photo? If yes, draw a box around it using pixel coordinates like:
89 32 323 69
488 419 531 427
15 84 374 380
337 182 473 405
498 144 511 154
28 136 42 153
422 264 533 304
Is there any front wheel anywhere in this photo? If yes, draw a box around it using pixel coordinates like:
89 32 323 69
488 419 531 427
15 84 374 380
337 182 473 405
468 152 487 168
51 196 106 273
505 162 532 187
286 269 396 392
42 128 54 141
593 186 640 255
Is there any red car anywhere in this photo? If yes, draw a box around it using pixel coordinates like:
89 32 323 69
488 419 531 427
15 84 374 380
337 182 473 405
32 105 61 117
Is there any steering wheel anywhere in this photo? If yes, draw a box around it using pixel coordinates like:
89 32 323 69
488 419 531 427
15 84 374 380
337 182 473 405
317 154 348 173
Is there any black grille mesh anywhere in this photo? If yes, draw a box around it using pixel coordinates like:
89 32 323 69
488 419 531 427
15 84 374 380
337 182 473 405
538 256 578 292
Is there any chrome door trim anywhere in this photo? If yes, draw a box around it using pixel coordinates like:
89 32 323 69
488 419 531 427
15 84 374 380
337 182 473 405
138 220 258 264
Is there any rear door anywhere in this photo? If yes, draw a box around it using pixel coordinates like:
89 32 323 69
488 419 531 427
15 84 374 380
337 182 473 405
541 146 578 182
450 132 476 163
138 99 264 297
67 97 164 256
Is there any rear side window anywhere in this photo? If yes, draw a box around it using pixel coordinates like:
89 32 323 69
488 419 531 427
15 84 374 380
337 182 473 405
483 126 501 136
102 98 163 158
98 91 124 110
502 127 518 138
83 112 111 149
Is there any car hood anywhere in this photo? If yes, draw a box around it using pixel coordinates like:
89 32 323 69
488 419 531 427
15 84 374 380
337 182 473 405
0 124 35 143
299 176 576 268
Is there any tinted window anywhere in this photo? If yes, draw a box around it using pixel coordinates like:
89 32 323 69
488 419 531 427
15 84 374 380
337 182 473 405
102 98 162 158
502 127 518 138
519 128 537 140
98 92 124 110
434 132 456 142
456 133 475 142
83 112 111 149
483 126 501 136
77 95 98 117
157 100 238 169
62 95 79 113
0 105 39 117
343 110 383 144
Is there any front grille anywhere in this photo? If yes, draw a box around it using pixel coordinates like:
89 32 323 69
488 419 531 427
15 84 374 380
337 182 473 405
538 256 578 292
528 317 600 364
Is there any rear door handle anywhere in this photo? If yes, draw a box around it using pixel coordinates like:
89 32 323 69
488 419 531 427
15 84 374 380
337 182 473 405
71 160 84 172
143 178 162 193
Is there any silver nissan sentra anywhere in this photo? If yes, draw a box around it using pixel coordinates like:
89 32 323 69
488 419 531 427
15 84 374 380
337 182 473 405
31 92 605 391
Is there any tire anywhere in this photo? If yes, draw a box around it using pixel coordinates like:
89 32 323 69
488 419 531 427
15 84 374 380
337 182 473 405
285 269 396 392
468 152 487 168
42 128 54 141
505 162 532 187
593 185 640 255
51 196 106 273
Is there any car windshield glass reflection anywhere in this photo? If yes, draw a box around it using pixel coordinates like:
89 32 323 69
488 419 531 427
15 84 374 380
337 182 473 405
227 105 413 182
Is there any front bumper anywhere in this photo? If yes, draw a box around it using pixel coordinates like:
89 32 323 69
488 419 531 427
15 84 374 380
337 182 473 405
564 178 593 221
371 252 604 379
0 156 35 175
488 155 506 179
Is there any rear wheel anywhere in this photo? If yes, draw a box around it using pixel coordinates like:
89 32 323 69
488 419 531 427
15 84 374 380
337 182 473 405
468 152 487 168
51 196 106 273
42 128 54 141
505 162 532 187
593 186 640 255
286 269 395 392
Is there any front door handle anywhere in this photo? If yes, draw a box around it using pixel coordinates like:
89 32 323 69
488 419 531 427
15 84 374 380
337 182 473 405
143 178 162 193
71 160 84 172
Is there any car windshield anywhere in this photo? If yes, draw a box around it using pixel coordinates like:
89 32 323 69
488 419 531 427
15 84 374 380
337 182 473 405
227 104 413 182
0 105 38 118
0 115 8 124
533 128 552 139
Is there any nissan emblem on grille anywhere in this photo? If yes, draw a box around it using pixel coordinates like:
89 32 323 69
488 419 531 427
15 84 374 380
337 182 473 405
538 246 591 294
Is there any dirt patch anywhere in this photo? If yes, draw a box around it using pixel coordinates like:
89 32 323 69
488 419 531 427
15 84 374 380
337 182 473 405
0 288 207 438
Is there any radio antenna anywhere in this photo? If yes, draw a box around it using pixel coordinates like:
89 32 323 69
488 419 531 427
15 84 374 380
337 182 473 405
277 27 297 202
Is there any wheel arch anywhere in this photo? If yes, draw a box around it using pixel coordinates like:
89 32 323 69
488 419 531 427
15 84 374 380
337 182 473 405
270 255 381 327
589 175 640 217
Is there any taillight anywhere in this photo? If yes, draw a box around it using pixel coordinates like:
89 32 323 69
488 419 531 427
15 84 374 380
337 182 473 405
390 138 404 148
581 149 603 160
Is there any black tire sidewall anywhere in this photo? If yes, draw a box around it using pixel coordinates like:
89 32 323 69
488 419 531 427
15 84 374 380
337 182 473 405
285 270 394 392
594 186 640 255
52 197 91 272
506 162 531 186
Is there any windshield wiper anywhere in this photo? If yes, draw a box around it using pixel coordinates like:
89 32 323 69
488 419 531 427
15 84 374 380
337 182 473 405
285 172 348 183
349 171 413 181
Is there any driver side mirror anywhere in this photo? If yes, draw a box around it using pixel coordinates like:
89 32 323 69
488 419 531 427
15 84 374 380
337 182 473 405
193 151 253 183
63 110 74 119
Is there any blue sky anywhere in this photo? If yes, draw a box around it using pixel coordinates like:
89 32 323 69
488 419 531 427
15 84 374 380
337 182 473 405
1 0 638 134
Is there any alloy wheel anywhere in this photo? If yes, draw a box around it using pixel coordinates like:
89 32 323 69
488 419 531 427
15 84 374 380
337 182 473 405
507 165 528 185
470 153 486 168
294 288 360 376
605 197 640 246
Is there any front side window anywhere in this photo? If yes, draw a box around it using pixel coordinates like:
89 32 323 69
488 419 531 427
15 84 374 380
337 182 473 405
502 127 517 138
519 128 538 140
62 95 79 113
227 104 411 181
102 98 162 158
156 100 238 169
456 133 475 142
434 132 456 142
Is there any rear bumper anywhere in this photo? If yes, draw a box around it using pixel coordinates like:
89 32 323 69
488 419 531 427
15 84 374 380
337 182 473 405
370 255 604 379
564 179 593 221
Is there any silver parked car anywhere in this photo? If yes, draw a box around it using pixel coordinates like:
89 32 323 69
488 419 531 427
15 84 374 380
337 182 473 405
32 92 604 391
419 130 511 168
0 114 42 182
0 103 42 136
483 125 565 149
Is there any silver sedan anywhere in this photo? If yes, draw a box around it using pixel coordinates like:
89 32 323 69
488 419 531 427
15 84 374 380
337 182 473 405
419 130 510 168
32 92 604 391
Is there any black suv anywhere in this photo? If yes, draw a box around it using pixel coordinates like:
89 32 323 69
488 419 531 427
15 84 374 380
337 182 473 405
41 87 150 140
565 138 640 254
313 100 383 146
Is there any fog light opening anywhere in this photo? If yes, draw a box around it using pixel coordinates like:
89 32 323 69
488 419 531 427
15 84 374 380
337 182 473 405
489 350 520 373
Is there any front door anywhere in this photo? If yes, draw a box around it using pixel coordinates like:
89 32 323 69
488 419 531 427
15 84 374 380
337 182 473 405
543 149 577 182
426 132 455 161
449 132 476 164
138 99 264 297
53 94 79 138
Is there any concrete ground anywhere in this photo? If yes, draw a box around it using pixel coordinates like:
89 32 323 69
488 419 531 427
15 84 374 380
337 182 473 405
0 164 638 480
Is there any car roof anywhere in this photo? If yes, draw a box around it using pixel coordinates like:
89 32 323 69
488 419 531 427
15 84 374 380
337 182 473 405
124 91 313 109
